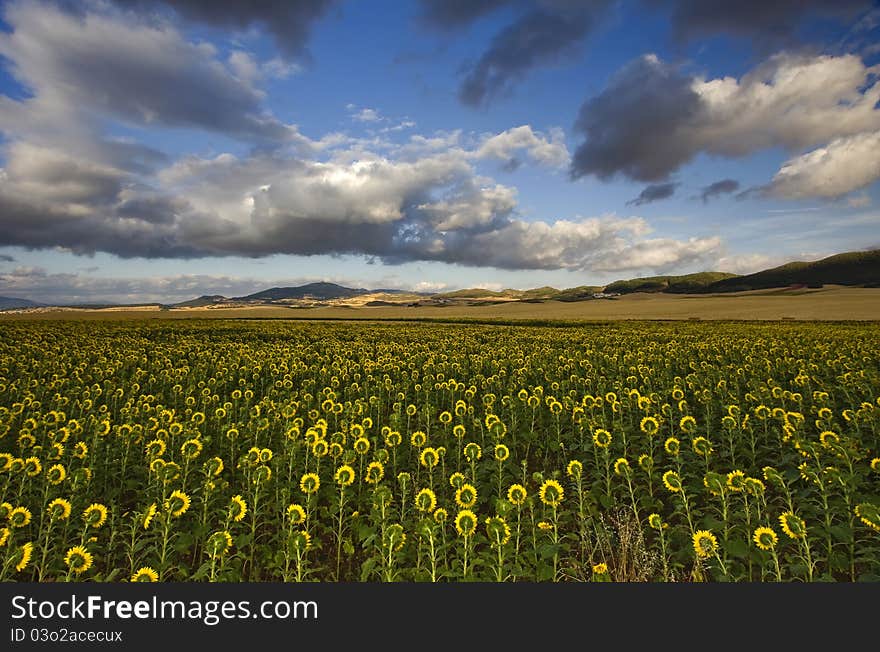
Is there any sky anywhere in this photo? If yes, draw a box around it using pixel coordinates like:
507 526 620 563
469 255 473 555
0 0 878 304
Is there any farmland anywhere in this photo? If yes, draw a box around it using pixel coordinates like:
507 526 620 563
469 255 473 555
0 319 878 582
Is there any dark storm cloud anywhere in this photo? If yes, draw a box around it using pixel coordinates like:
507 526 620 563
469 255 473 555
0 2 296 144
651 0 875 47
698 179 740 203
418 0 512 30
570 55 702 182
570 52 880 186
459 3 612 107
90 0 338 60
627 182 678 206
0 254 14 262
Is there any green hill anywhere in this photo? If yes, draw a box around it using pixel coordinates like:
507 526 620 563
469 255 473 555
703 250 880 293
604 272 738 295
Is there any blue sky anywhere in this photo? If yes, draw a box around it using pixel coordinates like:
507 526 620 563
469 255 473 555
0 0 878 304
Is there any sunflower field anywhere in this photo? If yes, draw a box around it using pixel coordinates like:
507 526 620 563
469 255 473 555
0 319 878 582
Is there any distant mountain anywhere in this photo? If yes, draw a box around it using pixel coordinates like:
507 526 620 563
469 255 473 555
604 272 739 295
700 250 880 293
0 296 42 310
169 295 228 308
237 282 370 301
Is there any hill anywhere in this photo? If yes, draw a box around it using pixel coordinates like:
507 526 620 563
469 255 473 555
0 296 42 310
701 250 880 293
237 282 370 301
169 295 228 308
604 272 738 295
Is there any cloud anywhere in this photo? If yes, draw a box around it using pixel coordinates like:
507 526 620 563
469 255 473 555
417 0 510 30
847 193 872 208
765 130 880 199
713 252 778 275
101 0 338 60
459 3 612 107
0 136 720 272
474 125 569 168
352 108 381 123
627 182 678 206
0 254 14 262
571 52 880 183
652 0 875 48
0 2 298 144
698 179 740 203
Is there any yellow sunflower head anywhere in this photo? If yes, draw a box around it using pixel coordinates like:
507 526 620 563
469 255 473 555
539 479 564 507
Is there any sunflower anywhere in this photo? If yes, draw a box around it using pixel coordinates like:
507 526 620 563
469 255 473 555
613 458 631 476
180 438 202 460
46 463 66 485
854 503 880 532
415 488 437 513
639 416 660 436
439 411 452 424
410 431 427 448
0 452 12 472
593 429 612 448
14 541 34 572
507 484 527 506
662 470 682 493
131 566 159 582
537 521 552 531
64 545 93 574
485 516 511 547
291 530 312 553
206 530 233 558
165 490 191 518
692 437 713 458
679 415 697 434
692 530 718 559
229 495 248 522
24 456 42 477
312 440 329 458
0 527 10 547
463 442 482 462
449 472 466 489
647 513 664 530
365 462 384 485
83 503 108 529
818 431 839 449
287 504 307 526
592 563 608 575
143 503 157 529
455 509 477 537
455 483 478 509
452 424 466 439
779 512 807 539
205 456 224 477
384 430 402 447
539 479 564 507
434 507 448 524
383 524 406 552
870 458 880 473
494 444 510 462
726 470 746 492
753 527 779 551
8 506 32 528
664 437 680 456
48 498 72 521
300 472 321 494
419 447 439 469
334 464 356 487
637 454 653 473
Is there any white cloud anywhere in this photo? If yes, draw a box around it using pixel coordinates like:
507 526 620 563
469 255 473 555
475 125 570 168
767 130 880 199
